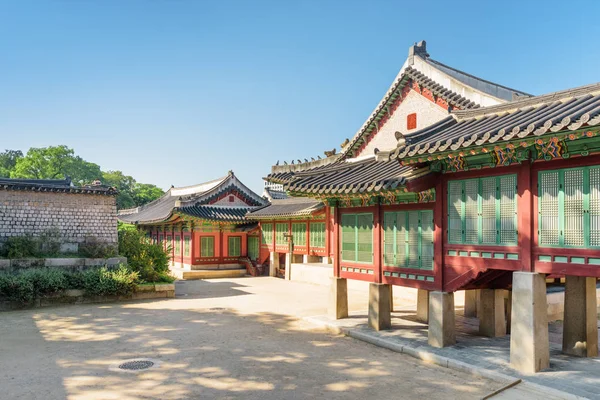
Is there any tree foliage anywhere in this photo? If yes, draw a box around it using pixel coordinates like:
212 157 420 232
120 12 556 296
0 150 23 178
11 145 102 184
1 146 164 209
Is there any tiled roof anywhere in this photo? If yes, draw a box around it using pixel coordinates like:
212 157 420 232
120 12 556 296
394 82 600 159
118 171 266 224
266 155 342 184
177 206 252 223
246 197 324 219
0 177 117 195
263 187 289 201
281 155 429 196
118 194 178 224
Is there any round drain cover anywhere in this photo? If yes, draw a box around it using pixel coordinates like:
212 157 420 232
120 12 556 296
119 360 154 371
109 358 160 373
210 307 226 311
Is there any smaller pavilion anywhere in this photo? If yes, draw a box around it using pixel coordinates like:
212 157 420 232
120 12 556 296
118 171 267 278
246 194 331 278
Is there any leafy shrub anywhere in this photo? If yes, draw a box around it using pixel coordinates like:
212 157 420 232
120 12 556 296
18 268 68 296
2 235 39 258
118 229 170 283
0 274 35 303
0 265 139 304
81 265 139 296
78 236 118 258
155 271 176 283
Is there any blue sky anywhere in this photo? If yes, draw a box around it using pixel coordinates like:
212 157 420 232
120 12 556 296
1 0 599 194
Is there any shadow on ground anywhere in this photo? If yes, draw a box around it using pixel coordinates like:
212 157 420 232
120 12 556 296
0 278 501 400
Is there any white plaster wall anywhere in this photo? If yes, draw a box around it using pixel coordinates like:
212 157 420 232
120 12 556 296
358 90 449 156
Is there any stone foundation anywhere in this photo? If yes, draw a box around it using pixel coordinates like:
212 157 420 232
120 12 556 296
0 257 127 272
0 283 175 312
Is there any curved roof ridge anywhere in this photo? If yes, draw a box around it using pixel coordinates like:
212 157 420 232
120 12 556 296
452 82 600 120
426 58 532 98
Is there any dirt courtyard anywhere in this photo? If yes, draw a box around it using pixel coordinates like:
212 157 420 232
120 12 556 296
0 277 504 399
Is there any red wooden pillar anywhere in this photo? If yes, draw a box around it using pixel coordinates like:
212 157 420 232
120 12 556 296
333 205 340 277
241 232 247 257
434 179 444 291
373 202 382 284
518 160 533 272
325 206 331 258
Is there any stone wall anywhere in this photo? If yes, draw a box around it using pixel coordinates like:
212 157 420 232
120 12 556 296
0 191 117 249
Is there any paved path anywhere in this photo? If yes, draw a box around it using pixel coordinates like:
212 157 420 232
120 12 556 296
0 277 505 399
308 307 599 399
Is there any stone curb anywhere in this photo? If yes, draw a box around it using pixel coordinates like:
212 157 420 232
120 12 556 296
304 316 587 400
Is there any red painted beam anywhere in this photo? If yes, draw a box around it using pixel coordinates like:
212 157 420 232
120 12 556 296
405 172 441 193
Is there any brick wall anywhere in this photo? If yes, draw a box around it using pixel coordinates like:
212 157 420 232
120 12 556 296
0 190 117 247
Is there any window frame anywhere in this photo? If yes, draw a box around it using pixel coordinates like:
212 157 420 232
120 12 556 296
383 210 434 270
340 213 373 264
261 223 273 246
228 236 242 257
447 174 518 246
291 222 307 246
200 236 214 258
538 166 600 249
310 222 326 248
275 223 288 246
183 235 191 257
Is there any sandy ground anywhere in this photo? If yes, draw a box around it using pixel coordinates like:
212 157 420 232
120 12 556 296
0 277 506 400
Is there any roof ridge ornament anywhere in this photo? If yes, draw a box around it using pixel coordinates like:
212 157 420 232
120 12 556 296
408 40 428 65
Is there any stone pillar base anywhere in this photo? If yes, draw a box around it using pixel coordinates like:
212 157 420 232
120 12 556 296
428 291 455 348
510 272 549 373
303 254 321 263
269 252 280 277
284 253 292 280
329 277 348 320
479 289 507 337
368 283 391 331
464 289 479 318
416 289 429 323
505 290 512 335
563 276 598 357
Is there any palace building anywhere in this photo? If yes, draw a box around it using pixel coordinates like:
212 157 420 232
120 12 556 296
118 171 267 279
262 40 600 373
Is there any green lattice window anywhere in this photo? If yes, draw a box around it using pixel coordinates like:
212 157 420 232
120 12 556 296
261 223 273 246
174 235 181 255
310 222 326 248
183 236 190 257
448 175 517 245
539 166 600 248
248 236 259 260
228 236 241 257
200 236 214 257
341 213 373 263
292 223 306 246
275 223 288 245
383 210 434 270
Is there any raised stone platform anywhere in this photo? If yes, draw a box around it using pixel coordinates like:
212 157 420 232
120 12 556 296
306 307 600 399
0 257 127 272
170 267 247 280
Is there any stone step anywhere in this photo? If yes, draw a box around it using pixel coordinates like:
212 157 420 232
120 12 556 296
171 268 248 280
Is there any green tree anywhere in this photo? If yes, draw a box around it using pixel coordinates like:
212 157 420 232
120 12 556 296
11 145 101 184
132 183 164 206
102 170 137 209
0 150 23 178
